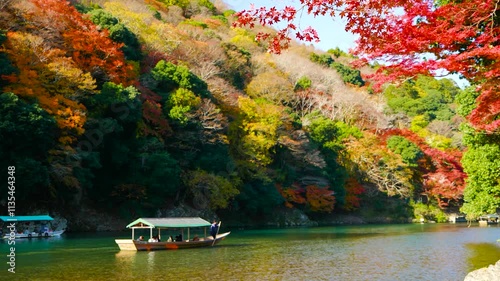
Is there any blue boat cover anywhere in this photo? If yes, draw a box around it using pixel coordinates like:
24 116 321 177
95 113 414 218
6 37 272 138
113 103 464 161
0 215 54 222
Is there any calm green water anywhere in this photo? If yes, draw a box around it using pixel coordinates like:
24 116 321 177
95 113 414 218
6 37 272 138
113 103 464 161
1 223 499 281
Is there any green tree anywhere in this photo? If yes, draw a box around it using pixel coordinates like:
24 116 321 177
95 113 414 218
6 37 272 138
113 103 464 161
327 47 347 58
232 182 284 220
455 87 480 117
138 151 181 204
152 60 208 97
330 62 364 87
456 86 500 218
0 93 57 207
0 30 16 90
184 170 240 210
307 117 361 206
384 76 457 121
309 52 333 66
88 9 142 61
80 82 144 210
386 136 423 167
460 144 500 219
294 76 312 92
165 88 201 125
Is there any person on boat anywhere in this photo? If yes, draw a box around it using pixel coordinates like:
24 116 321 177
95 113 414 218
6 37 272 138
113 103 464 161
167 236 172 242
41 225 49 234
137 236 144 241
192 235 200 241
175 234 183 242
210 221 219 239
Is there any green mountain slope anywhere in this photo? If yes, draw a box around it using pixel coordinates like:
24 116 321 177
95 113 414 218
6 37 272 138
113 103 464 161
0 0 476 229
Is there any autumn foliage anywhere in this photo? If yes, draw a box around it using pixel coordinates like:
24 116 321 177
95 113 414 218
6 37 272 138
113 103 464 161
277 183 335 212
380 129 466 207
1 0 137 144
343 177 364 211
29 0 135 86
234 0 500 132
1 0 494 221
2 31 89 144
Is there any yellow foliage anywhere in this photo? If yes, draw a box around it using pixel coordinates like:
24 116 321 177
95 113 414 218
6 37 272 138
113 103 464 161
425 134 453 150
103 2 182 53
44 57 97 94
3 31 88 144
245 71 293 103
238 97 283 166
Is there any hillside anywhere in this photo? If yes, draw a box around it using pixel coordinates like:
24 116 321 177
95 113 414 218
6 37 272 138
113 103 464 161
0 0 472 230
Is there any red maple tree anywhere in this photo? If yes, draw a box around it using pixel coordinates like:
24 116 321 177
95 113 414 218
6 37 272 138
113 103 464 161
234 0 500 132
380 129 466 207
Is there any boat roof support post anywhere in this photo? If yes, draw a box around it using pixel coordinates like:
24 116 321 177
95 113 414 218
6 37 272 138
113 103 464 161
150 227 153 239
188 228 190 240
132 228 135 240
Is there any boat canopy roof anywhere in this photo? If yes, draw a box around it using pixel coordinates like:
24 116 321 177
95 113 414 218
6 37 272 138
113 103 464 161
0 215 54 222
480 214 499 218
126 217 211 229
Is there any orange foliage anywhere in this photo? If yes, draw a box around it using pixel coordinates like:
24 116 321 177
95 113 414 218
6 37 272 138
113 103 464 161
29 0 135 86
306 185 335 213
343 177 364 211
276 183 306 208
277 183 335 212
3 31 87 144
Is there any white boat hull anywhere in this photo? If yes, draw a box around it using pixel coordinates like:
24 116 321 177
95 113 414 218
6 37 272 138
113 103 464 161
115 231 230 251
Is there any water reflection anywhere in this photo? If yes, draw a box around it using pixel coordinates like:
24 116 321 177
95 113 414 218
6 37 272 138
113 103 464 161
2 224 499 280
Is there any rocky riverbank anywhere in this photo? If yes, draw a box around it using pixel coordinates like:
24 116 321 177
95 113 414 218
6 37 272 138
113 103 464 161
55 204 411 232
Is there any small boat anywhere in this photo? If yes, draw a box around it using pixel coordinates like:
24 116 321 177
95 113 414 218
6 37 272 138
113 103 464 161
115 217 230 251
478 214 499 226
0 215 65 239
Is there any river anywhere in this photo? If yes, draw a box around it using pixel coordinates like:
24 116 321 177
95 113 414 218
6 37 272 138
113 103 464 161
1 223 499 281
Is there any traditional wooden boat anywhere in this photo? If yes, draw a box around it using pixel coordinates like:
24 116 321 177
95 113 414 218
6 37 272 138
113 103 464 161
0 215 65 239
478 214 499 226
115 217 230 251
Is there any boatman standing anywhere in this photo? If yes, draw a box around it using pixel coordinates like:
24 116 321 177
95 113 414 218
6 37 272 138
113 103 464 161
210 220 219 240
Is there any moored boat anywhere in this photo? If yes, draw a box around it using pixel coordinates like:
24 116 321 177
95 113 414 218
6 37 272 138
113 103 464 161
0 215 65 239
478 214 499 226
115 217 230 251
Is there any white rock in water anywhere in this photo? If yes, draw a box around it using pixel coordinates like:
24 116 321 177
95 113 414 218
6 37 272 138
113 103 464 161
464 260 500 281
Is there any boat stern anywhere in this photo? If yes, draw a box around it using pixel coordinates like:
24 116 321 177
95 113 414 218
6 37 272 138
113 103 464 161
115 239 137 251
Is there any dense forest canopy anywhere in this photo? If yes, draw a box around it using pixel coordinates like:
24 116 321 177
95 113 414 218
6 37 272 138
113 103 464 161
0 0 498 226
235 0 500 219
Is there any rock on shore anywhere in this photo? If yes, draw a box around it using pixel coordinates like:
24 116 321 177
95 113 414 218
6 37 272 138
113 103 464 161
464 260 500 281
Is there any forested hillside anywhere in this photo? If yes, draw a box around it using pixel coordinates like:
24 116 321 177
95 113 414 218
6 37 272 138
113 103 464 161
0 0 496 228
